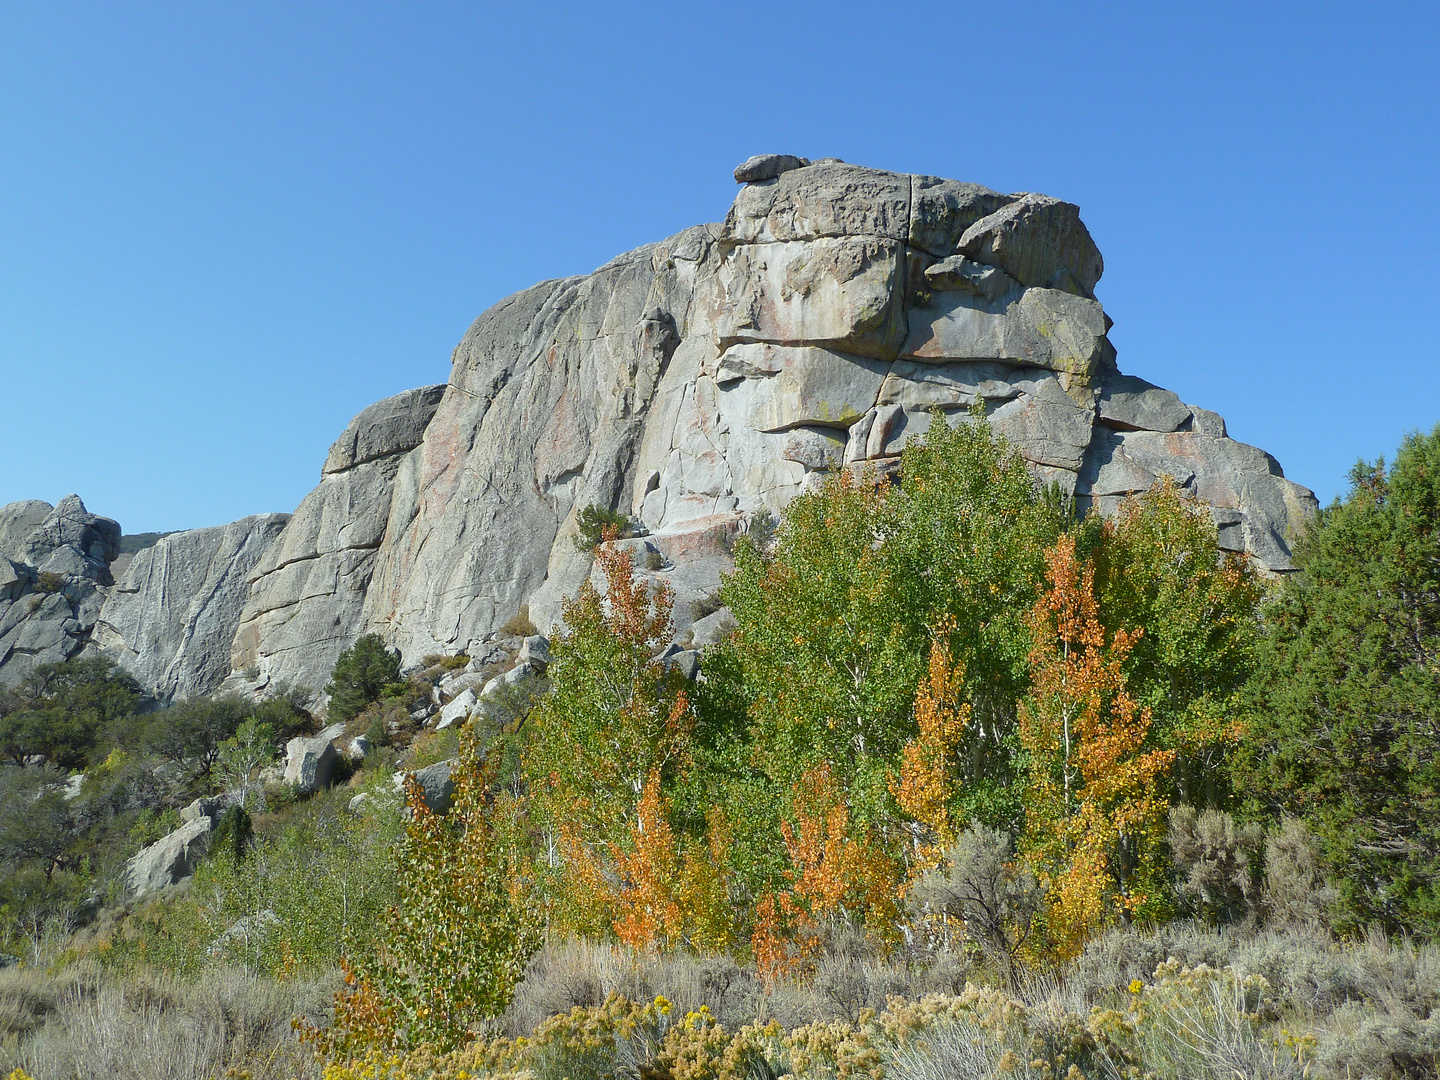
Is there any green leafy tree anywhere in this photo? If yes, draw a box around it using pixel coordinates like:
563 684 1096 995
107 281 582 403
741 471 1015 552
306 745 540 1056
0 767 78 881
523 536 695 934
1235 424 1440 935
889 408 1067 824
141 693 250 780
722 409 1064 829
326 634 402 723
0 657 140 769
722 468 910 818
214 717 279 804
1092 479 1263 807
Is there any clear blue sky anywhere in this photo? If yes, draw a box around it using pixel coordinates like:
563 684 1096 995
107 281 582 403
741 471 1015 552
1 3 1436 532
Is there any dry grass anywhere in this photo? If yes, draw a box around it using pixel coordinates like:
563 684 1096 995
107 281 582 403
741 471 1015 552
0 961 336 1080
5 924 1439 1078
499 927 1440 1079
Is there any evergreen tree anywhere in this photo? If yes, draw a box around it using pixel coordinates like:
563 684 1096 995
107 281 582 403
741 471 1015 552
325 634 402 723
1235 425 1440 935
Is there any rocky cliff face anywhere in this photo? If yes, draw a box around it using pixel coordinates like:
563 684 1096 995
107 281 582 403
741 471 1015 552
226 385 446 696
0 157 1320 703
353 157 1316 673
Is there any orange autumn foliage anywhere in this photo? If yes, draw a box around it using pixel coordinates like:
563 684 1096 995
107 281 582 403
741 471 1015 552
560 764 733 952
612 770 684 949
1019 534 1175 961
751 764 901 978
892 622 970 874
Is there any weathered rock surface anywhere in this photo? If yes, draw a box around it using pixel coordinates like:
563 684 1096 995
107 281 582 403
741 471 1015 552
227 385 445 696
123 817 213 899
0 496 122 684
957 193 1104 298
733 154 809 183
435 688 476 729
394 759 456 815
92 514 290 701
305 161 1314 673
0 502 51 565
21 495 121 580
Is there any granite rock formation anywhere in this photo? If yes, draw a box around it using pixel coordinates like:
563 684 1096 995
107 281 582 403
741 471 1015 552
226 385 446 696
123 815 213 899
91 514 290 700
1 159 1320 706
0 496 121 682
345 159 1315 676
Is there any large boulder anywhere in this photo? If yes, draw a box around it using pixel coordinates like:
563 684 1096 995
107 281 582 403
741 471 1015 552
92 514 290 701
435 688 476 730
20 495 121 583
282 722 346 793
957 193 1104 298
123 817 213 900
393 759 456 815
0 502 52 564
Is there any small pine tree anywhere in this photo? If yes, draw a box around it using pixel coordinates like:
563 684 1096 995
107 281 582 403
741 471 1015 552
209 805 253 869
325 634 402 723
573 504 631 550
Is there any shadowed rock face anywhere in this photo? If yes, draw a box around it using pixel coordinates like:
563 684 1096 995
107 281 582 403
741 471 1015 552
0 496 122 683
8 161 1319 703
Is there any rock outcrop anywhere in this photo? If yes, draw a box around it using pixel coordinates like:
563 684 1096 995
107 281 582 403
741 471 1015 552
394 759 456 815
0 496 122 683
3 160 1320 704
281 722 347 794
227 385 446 696
91 514 291 700
341 158 1315 669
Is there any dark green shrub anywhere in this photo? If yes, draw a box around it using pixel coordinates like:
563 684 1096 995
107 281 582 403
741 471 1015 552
325 634 402 723
0 657 141 769
364 714 391 750
209 805 253 869
573 504 630 551
1235 423 1440 935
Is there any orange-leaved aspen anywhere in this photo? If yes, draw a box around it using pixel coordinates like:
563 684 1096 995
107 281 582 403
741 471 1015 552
1019 534 1175 962
892 620 970 874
